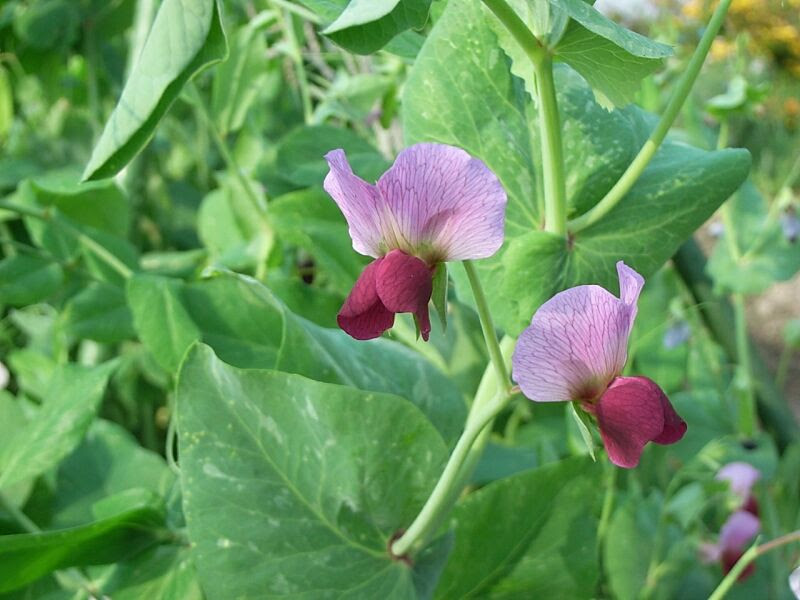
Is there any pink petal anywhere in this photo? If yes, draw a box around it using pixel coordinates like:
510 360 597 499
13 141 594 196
337 258 395 340
376 144 507 261
593 376 668 468
716 462 761 500
375 250 433 341
324 149 385 258
652 392 688 444
719 510 760 553
512 262 644 403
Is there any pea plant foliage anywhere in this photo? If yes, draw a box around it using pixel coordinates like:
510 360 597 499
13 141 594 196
1 0 799 599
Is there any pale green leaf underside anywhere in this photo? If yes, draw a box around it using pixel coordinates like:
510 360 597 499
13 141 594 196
83 0 227 181
178 344 448 599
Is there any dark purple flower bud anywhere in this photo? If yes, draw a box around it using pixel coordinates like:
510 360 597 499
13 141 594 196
781 212 800 243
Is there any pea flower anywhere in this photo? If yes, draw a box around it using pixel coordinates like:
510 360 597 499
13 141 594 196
701 510 760 580
324 143 507 341
790 566 800 599
511 261 687 468
716 461 760 516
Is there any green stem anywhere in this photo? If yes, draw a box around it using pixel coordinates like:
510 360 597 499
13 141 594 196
481 0 566 235
0 200 133 279
0 492 100 596
390 338 515 558
597 461 617 543
463 261 510 388
535 56 567 235
775 345 793 391
707 530 800 600
732 293 756 437
568 0 734 233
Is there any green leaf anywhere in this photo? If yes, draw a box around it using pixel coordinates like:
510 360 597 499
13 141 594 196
127 272 467 444
270 187 369 295
100 545 203 600
82 0 228 181
431 263 448 332
304 0 432 55
211 20 271 135
434 458 600 599
275 124 389 187
0 360 117 490
12 0 79 51
0 255 63 307
50 419 174 528
603 492 661 600
178 344 448 598
0 490 165 594
126 275 201 373
62 282 135 344
0 66 12 140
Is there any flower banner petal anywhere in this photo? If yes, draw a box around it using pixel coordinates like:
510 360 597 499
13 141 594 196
337 258 395 340
716 462 761 499
323 149 384 258
376 143 507 261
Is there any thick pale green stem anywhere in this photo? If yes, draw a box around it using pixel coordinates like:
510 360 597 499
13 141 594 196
535 56 567 235
707 530 800 600
390 338 515 557
732 293 756 437
482 0 566 235
568 0 734 233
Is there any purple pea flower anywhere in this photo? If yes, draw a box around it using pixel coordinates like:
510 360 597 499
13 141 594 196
511 261 687 468
716 461 761 516
324 143 507 341
701 510 760 580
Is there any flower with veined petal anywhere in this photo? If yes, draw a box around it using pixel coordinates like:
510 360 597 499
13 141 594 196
511 261 687 468
717 461 761 516
701 510 760 580
324 143 507 341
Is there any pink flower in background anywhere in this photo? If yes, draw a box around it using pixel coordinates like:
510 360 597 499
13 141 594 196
716 461 761 516
324 143 507 341
511 261 687 468
790 566 800 599
701 510 760 580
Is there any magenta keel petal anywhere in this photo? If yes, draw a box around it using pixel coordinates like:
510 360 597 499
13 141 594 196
652 392 687 444
337 259 395 340
594 376 681 468
375 250 433 341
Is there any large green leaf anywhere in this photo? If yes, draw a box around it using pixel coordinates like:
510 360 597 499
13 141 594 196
61 282 135 344
127 272 467 444
0 254 63 307
0 361 117 490
100 545 203 600
302 0 432 55
404 0 751 335
178 344 448 599
82 0 227 181
0 489 165 594
434 458 600 599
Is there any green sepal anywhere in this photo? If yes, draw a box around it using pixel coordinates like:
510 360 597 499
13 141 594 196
431 262 449 332
568 402 597 461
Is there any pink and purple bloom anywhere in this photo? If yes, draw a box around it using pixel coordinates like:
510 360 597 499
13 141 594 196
324 143 507 341
716 461 761 516
701 510 760 580
511 261 687 468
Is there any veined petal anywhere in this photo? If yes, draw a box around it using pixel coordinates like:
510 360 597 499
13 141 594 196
323 149 384 258
594 376 669 468
375 250 433 341
512 269 646 404
376 143 507 261
337 259 394 340
716 462 761 500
